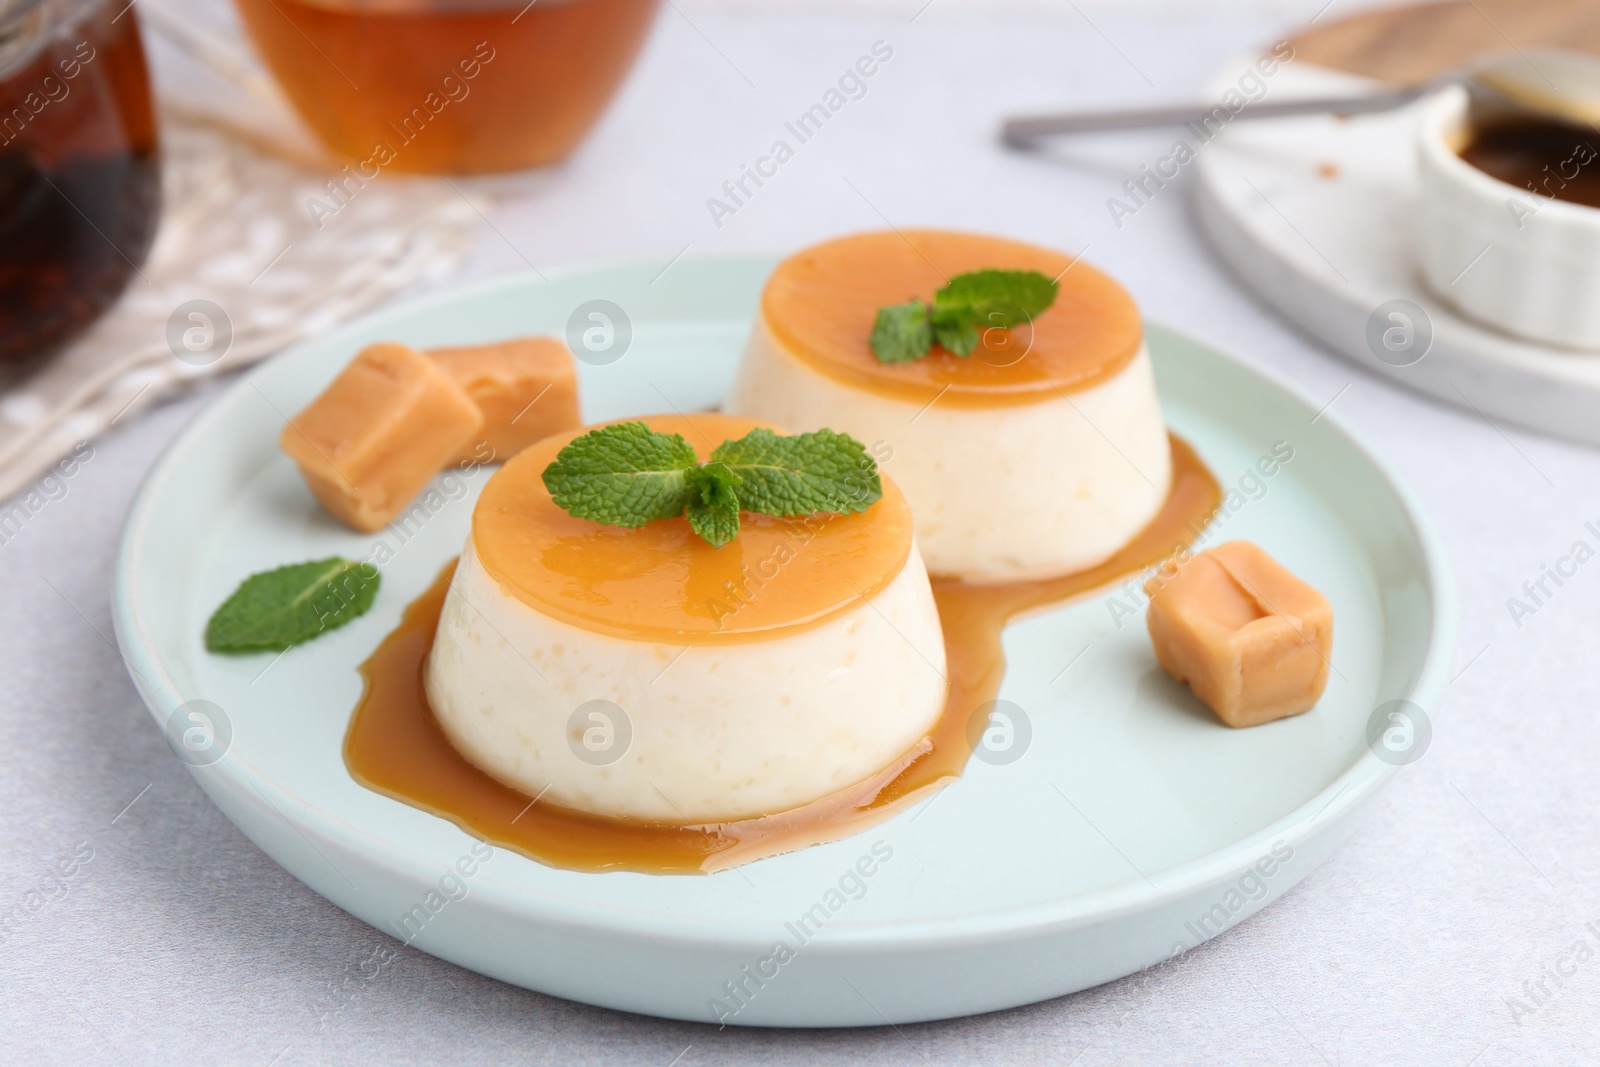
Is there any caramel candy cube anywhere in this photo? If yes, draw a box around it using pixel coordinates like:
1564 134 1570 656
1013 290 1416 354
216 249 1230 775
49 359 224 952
1145 541 1333 728
427 338 580 463
279 342 483 533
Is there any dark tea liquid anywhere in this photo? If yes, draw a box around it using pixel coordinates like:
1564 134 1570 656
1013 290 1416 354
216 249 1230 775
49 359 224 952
0 2 160 367
234 0 660 174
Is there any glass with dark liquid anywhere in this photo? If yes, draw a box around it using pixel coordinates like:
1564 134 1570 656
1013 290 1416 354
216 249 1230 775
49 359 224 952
233 0 661 175
0 0 160 368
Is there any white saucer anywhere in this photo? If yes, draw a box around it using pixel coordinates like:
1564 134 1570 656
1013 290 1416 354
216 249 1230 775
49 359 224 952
111 253 1454 1026
1194 62 1600 447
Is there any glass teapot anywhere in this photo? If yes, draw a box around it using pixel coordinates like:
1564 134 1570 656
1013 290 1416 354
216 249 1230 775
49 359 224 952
0 0 159 369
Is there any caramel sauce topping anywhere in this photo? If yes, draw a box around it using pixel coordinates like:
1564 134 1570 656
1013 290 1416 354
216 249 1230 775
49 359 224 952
761 230 1144 407
471 413 913 644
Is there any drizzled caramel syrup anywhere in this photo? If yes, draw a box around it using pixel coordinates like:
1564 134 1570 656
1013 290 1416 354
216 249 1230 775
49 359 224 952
344 435 1221 873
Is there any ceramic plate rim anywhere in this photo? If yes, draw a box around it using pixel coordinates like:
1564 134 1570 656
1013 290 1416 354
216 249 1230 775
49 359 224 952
111 253 1458 951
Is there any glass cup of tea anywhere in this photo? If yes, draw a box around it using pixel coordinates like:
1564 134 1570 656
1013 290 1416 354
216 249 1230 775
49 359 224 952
233 0 662 175
0 0 161 368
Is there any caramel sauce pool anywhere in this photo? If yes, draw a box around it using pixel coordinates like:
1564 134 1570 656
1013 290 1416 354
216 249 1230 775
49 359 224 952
344 435 1221 874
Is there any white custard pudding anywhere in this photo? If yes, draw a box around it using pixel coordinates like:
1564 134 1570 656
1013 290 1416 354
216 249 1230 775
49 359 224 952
727 230 1171 581
424 413 947 824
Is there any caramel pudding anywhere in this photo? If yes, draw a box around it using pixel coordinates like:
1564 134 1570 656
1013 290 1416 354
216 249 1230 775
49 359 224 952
423 413 947 823
726 230 1172 581
348 435 1221 873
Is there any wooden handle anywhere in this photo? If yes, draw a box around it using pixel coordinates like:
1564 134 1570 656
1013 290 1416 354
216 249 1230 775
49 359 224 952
1287 0 1600 86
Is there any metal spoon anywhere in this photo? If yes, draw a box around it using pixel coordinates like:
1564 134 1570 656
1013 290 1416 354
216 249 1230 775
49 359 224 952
1000 49 1600 149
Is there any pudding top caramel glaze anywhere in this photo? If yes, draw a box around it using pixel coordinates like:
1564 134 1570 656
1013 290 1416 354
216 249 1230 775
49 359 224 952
761 230 1144 407
471 412 913 644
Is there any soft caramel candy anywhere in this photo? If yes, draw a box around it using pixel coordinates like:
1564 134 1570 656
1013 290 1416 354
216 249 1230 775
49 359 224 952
427 338 580 463
280 342 483 533
1145 541 1332 728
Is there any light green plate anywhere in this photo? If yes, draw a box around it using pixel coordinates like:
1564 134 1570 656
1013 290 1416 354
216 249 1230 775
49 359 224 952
112 254 1454 1027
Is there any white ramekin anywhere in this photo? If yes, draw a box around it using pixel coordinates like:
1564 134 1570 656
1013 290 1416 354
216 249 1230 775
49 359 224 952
1417 82 1600 350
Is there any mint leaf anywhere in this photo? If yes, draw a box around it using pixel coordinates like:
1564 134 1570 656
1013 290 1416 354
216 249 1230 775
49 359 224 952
871 269 1057 363
930 304 981 357
206 557 380 653
683 462 742 547
870 300 932 364
541 422 697 527
933 269 1058 328
542 425 881 546
711 428 881 516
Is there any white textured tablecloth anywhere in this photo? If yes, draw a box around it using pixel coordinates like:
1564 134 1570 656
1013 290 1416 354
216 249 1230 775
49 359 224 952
4 3 1598 1064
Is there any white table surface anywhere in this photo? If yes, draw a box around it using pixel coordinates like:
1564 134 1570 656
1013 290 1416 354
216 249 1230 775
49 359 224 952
5 3 1599 1064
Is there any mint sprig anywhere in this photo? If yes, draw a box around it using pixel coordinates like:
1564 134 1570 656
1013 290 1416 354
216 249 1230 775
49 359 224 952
870 268 1058 364
683 461 742 546
205 557 380 653
870 301 932 364
709 427 879 515
541 423 881 547
541 420 699 528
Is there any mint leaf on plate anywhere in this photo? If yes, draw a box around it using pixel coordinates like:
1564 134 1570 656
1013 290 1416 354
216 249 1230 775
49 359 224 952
205 557 380 653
